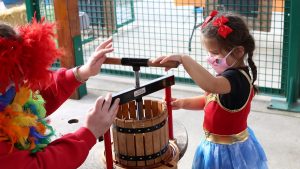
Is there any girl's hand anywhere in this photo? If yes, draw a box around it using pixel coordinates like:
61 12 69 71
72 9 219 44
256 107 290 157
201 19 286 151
166 97 183 110
152 54 184 71
78 37 114 80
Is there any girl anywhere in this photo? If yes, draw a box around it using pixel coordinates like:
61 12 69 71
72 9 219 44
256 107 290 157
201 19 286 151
153 11 268 169
0 19 119 169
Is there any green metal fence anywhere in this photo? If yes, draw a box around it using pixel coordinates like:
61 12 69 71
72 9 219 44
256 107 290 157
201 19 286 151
77 0 288 95
27 0 299 108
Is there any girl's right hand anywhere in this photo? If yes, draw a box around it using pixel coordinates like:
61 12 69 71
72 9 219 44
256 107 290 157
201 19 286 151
152 54 184 71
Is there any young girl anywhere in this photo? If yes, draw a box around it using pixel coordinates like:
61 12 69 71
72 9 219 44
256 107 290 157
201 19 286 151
0 19 119 169
153 10 268 169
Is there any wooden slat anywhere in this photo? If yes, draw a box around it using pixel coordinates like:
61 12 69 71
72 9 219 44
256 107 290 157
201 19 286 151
157 101 163 114
144 101 155 166
116 119 127 165
135 121 146 166
112 120 119 163
160 109 169 160
154 141 179 169
124 120 136 166
152 113 162 163
144 100 153 119
151 100 159 117
162 122 170 160
129 101 136 119
117 105 123 119
121 103 129 119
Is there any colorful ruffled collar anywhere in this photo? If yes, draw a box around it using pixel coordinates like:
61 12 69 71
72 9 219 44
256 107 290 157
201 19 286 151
0 86 54 153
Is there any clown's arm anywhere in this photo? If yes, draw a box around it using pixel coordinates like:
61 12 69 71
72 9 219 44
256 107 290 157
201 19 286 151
39 68 82 116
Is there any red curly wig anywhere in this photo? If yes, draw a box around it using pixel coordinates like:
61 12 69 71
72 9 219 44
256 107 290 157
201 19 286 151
0 17 62 93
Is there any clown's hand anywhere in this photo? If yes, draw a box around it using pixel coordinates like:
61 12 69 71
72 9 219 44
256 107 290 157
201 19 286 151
76 37 114 81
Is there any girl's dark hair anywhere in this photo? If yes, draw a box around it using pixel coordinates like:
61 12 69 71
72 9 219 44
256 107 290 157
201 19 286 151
201 12 258 93
0 22 18 39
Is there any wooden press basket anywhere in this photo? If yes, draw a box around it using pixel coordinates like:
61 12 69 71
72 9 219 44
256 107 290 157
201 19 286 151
112 99 172 168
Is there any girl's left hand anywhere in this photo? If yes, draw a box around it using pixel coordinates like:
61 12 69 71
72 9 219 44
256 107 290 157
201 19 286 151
170 97 183 110
152 54 183 71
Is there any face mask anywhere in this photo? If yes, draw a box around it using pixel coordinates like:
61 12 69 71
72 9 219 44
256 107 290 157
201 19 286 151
206 48 236 74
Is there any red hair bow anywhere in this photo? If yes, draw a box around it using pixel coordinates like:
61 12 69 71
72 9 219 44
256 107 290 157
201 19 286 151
212 16 233 38
201 10 218 29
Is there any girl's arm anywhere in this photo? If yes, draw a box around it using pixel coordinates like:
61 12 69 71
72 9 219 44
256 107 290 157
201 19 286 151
153 55 231 94
173 95 206 110
180 55 231 94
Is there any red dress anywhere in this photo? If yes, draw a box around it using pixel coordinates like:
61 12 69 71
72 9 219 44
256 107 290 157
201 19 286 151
192 69 268 169
203 69 255 135
203 88 255 135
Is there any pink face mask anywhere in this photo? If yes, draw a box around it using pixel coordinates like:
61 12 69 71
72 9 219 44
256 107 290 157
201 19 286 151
206 48 236 74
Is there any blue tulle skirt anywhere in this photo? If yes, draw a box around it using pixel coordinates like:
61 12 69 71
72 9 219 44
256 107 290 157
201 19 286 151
192 128 268 169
